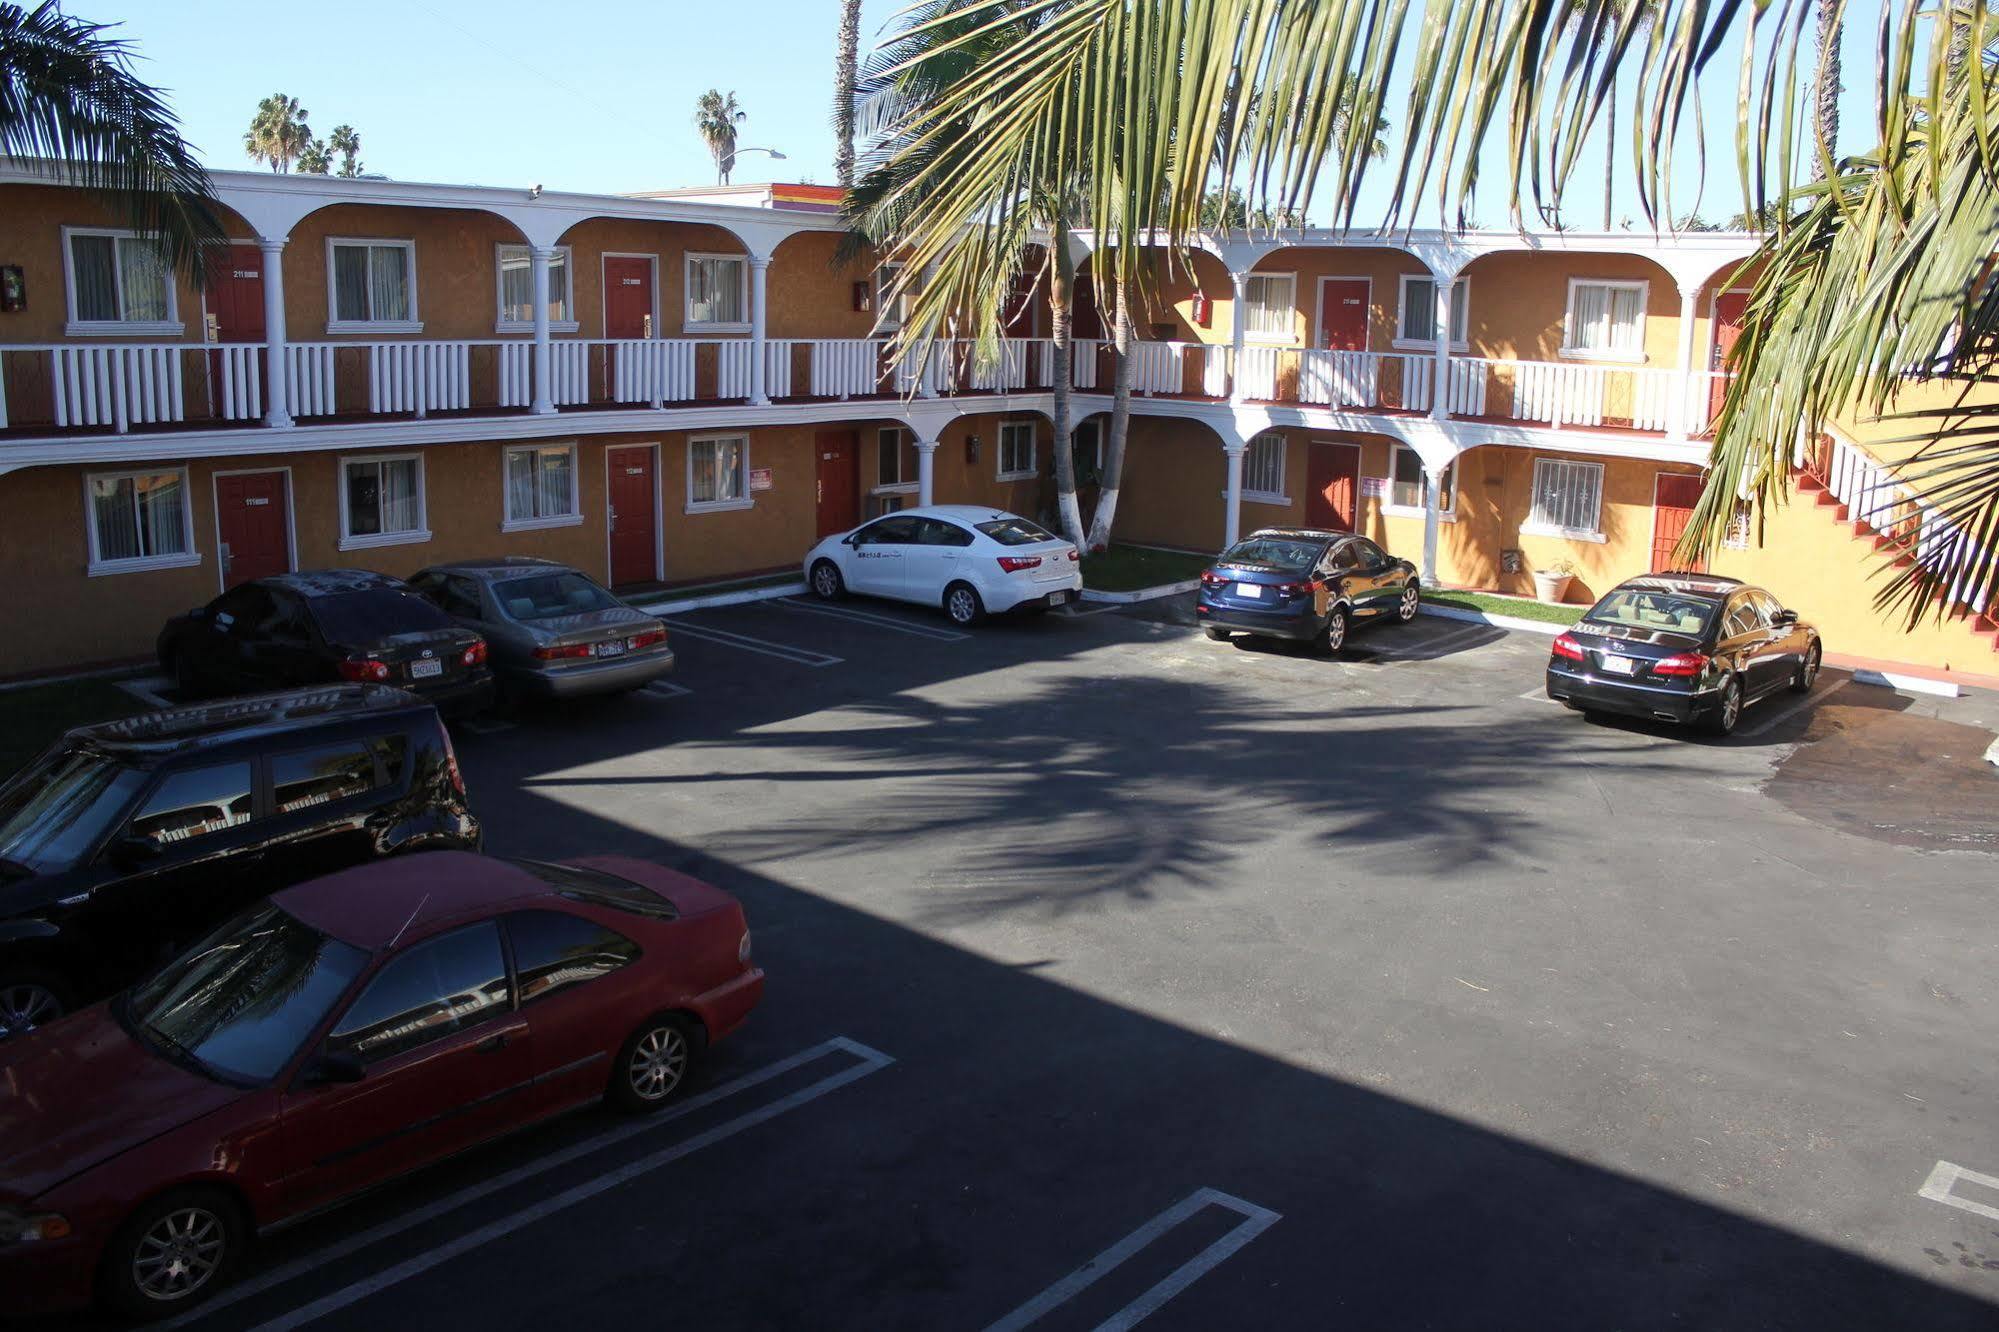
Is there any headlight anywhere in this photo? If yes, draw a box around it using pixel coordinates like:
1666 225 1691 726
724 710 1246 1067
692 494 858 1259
738 930 752 965
0 1209 71 1243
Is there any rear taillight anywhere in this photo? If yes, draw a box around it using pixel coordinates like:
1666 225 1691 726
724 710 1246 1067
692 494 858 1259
1277 580 1317 597
1651 651 1710 677
1199 569 1229 588
462 640 488 667
532 642 593 661
338 656 391 682
629 629 668 650
1065 549 1080 563
1551 633 1585 662
997 555 1043 573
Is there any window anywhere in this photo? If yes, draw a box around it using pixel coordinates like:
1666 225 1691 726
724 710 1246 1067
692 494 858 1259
85 468 196 574
1526 457 1605 538
1349 537 1390 566
686 254 746 327
997 421 1037 480
1722 596 1764 639
63 228 177 333
340 455 428 548
272 737 402 814
688 434 750 510
508 859 678 920
492 572 621 620
914 517 975 547
412 571 485 620
1563 279 1647 359
328 239 418 331
326 922 512 1066
307 588 453 642
877 428 914 489
1242 273 1296 342
507 910 640 1006
974 516 1059 546
496 244 575 331
129 762 255 846
1386 445 1455 514
1073 420 1102 478
875 263 912 332
503 443 580 530
1243 432 1286 501
0 750 148 874
855 515 920 545
1396 275 1469 348
1724 502 1753 550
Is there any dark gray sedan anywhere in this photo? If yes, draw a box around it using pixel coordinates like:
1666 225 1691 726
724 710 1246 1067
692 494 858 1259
408 558 674 702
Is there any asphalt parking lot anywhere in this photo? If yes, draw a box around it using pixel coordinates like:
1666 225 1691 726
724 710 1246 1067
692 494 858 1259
57 593 1999 1331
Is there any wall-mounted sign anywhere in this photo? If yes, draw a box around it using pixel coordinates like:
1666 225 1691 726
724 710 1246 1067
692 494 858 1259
749 467 773 492
1358 477 1388 498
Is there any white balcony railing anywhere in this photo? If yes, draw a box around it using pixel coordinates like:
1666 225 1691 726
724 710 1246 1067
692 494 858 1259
1466 358 1680 432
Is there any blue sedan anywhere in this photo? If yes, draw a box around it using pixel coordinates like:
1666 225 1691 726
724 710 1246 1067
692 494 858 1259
1196 528 1422 653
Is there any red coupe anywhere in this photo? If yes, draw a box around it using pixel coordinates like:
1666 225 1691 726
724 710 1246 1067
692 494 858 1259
0 850 763 1320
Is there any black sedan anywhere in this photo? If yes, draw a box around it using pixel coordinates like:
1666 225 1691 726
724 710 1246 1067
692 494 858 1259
158 570 495 714
1546 573 1823 736
1197 528 1422 653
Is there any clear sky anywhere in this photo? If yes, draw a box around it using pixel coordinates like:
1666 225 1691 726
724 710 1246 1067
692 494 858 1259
101 0 1878 231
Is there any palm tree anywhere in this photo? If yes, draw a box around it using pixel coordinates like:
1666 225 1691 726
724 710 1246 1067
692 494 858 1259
1564 0 1657 230
329 124 362 178
694 90 747 185
834 0 863 191
1813 1 1841 171
244 92 309 173
296 136 330 175
0 2 223 281
862 0 1999 631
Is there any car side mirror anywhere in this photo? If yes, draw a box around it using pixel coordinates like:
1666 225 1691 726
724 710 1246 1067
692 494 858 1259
303 1052 366 1086
1772 609 1798 627
188 606 208 620
110 834 163 868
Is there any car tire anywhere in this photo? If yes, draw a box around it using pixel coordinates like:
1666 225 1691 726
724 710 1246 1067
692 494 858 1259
1703 674 1743 736
943 582 985 627
1321 604 1351 656
0 967 71 1039
1789 643 1822 694
1203 626 1231 642
608 1013 702 1114
98 1186 245 1321
809 560 845 601
1394 580 1421 625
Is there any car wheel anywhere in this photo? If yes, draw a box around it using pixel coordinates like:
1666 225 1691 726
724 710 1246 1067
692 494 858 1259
1395 580 1421 625
609 1013 700 1113
0 969 69 1039
943 582 985 627
809 560 845 601
99 1187 244 1320
1203 626 1231 642
1703 674 1743 736
1790 643 1822 694
1322 604 1351 656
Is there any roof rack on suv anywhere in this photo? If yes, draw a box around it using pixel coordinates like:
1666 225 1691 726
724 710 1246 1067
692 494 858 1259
80 684 420 752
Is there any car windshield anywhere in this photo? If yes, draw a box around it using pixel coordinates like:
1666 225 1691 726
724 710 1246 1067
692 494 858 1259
1219 537 1326 572
127 903 366 1083
508 858 678 920
495 572 621 620
1585 589 1720 637
0 748 149 876
308 590 454 644
974 518 1059 547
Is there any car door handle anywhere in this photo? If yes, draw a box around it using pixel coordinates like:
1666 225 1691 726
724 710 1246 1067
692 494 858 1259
475 1031 512 1053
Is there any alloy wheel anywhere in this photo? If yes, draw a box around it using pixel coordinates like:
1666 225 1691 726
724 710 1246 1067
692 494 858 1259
131 1206 226 1304
628 1025 688 1102
1720 679 1741 732
1398 584 1420 622
947 588 978 625
1801 647 1821 690
0 982 61 1037
1326 612 1347 652
812 564 840 599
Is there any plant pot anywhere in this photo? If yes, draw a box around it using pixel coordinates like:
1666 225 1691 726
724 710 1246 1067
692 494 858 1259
1532 570 1574 604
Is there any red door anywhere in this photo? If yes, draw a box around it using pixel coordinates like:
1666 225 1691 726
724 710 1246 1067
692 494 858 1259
1317 279 1370 350
604 257 654 339
1306 442 1361 531
815 431 860 538
607 447 658 586
1707 291 1748 426
205 246 266 414
1652 473 1705 572
215 471 290 589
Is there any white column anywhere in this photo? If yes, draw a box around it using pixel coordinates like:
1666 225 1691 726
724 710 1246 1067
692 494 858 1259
257 237 292 429
1228 271 1250 404
530 245 557 416
1223 441 1246 546
1429 273 1455 422
1422 467 1444 586
916 438 939 506
1672 281 1701 441
749 255 772 406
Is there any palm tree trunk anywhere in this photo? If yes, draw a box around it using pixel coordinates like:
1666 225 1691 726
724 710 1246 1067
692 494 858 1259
1814 0 1842 168
1087 272 1134 552
835 0 861 191
1602 85 1615 231
1049 224 1086 549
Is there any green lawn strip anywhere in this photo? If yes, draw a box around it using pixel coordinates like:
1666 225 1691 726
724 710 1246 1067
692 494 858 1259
1427 591 1584 626
0 678 149 779
1081 544 1213 592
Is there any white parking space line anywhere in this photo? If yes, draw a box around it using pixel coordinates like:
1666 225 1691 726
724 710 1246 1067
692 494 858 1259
165 1038 884 1331
1519 685 1564 705
773 597 971 642
985 1188 1281 1332
642 680 694 699
1735 678 1848 738
663 621 845 667
1368 624 1493 659
1919 1160 1999 1223
116 674 175 708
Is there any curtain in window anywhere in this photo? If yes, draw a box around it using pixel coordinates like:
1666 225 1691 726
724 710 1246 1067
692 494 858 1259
1246 277 1291 338
334 246 371 323
379 458 419 532
692 444 719 503
90 473 185 561
71 235 120 322
535 447 572 516
499 247 533 324
1572 285 1609 349
546 253 568 321
1391 448 1425 508
119 240 169 322
505 449 538 520
1606 286 1642 351
1403 279 1436 342
346 463 382 536
137 472 186 554
90 476 140 560
712 439 744 500
369 246 411 322
691 259 743 324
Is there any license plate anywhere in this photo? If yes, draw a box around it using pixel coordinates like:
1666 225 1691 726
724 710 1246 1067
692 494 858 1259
409 658 443 679
1600 655 1638 676
597 640 626 657
1236 583 1263 599
1046 590 1068 607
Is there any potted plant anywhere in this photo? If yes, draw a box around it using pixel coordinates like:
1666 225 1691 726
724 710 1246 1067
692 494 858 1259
1532 558 1578 604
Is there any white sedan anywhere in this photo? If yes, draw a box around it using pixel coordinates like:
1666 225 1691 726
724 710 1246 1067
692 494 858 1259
803 505 1083 626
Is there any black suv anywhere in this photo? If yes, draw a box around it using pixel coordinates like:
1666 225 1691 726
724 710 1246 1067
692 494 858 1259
0 685 480 1038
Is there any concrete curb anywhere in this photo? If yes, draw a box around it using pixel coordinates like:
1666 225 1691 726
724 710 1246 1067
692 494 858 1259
631 582 807 616
1850 668 1963 699
1986 736 1999 767
1420 603 1568 636
1080 579 1201 605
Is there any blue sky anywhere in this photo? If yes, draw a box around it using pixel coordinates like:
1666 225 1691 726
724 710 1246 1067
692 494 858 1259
105 0 1877 230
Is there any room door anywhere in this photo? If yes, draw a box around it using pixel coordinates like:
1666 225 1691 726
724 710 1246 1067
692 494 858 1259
815 431 860 538
607 447 658 586
604 257 655 401
1707 291 1748 425
1306 442 1361 531
204 245 266 414
1316 279 1370 351
1651 472 1705 573
214 471 291 589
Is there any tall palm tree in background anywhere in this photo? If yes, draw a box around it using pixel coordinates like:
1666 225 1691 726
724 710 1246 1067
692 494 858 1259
1812 2 1841 172
694 89 747 185
862 0 1999 629
296 136 330 174
0 2 221 280
1565 0 1657 230
329 124 362 178
833 0 862 191
244 92 309 173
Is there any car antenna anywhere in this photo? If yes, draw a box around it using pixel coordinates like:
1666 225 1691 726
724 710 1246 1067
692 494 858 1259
387 893 430 950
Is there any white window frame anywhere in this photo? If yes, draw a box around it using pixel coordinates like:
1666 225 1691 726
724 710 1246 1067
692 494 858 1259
1242 431 1288 504
1392 274 1470 352
325 237 423 334
996 421 1037 481
874 427 917 495
494 244 579 334
1523 456 1607 542
1559 278 1649 364
684 252 750 332
1241 272 1298 345
686 433 753 513
875 262 909 333
501 442 583 532
1381 444 1457 521
337 452 431 551
83 466 200 576
61 226 183 336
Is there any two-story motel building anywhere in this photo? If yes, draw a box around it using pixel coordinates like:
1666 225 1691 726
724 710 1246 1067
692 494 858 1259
0 161 1993 683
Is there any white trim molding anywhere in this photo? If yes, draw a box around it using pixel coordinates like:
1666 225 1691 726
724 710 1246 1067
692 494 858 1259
1559 277 1649 363
685 431 753 513
684 251 750 333
1391 272 1469 352
83 464 201 576
996 419 1038 481
1240 271 1299 346
60 225 184 336
500 440 583 532
325 236 422 334
495 242 579 334
336 450 431 550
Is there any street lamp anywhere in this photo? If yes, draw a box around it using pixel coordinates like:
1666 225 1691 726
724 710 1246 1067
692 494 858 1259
720 146 785 184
